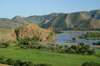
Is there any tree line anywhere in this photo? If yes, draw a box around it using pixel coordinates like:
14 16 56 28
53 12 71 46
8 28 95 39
0 55 53 66
82 61 100 66
80 32 100 39
63 28 100 31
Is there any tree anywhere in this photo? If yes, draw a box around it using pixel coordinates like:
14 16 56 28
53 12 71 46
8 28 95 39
88 49 95 55
83 45 90 51
60 45 63 49
82 61 100 66
56 44 59 49
78 43 84 47
71 45 78 51
16 60 23 65
48 46 55 51
20 45 24 49
27 62 34 66
3 42 10 48
26 45 30 49
65 45 68 48
72 37 76 41
6 58 15 65
92 42 97 46
0 55 6 61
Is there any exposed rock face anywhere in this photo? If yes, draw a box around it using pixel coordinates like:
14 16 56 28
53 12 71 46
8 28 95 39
47 26 53 31
15 24 58 41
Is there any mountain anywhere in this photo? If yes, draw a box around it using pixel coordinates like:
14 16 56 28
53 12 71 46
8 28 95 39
41 10 100 28
0 10 100 29
0 13 60 28
81 10 100 20
0 24 58 41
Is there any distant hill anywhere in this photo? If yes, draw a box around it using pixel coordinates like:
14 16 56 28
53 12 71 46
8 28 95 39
41 10 100 28
0 10 100 29
0 13 60 28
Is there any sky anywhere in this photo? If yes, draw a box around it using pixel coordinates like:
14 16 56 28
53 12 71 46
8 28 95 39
0 0 100 19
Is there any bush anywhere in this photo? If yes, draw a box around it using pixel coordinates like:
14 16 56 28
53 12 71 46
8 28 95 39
2 42 10 48
72 37 76 41
0 55 6 61
92 42 97 46
71 45 78 51
6 58 15 65
82 61 100 66
27 62 34 66
78 43 84 47
20 45 24 49
36 63 53 66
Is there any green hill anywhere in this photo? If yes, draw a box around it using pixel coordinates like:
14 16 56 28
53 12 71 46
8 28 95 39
41 10 100 29
0 10 100 29
0 13 60 28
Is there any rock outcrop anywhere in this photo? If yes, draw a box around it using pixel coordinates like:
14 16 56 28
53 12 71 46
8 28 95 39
15 24 58 41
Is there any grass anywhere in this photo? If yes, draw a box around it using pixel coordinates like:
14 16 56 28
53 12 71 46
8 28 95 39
0 64 10 66
56 32 68 35
0 45 100 66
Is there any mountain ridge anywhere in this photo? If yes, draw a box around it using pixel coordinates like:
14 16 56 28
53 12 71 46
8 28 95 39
0 10 100 29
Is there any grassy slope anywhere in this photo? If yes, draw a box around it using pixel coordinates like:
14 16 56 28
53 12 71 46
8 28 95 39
0 10 100 29
0 45 100 66
0 13 60 28
82 10 100 20
0 28 16 41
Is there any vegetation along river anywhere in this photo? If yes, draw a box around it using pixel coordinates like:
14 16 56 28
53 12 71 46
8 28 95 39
55 32 100 49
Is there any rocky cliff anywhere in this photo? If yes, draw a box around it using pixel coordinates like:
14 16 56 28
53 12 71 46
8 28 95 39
15 24 58 41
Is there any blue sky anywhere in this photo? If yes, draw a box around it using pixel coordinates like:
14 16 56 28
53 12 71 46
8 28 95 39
0 0 100 19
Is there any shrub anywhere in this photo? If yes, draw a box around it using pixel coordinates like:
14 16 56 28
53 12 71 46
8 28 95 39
27 62 34 66
0 55 6 61
71 45 78 51
82 61 100 66
6 58 15 65
2 42 10 48
78 43 84 47
65 45 68 48
92 42 97 46
36 63 53 66
20 45 24 49
72 37 76 41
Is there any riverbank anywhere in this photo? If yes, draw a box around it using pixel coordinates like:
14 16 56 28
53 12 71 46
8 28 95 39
56 32 68 35
70 35 80 38
62 30 99 32
36 42 100 48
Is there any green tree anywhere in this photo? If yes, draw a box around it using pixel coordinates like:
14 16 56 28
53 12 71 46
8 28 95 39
92 42 97 46
72 37 76 41
0 55 6 61
65 45 68 48
71 45 78 51
27 62 34 66
6 58 15 65
78 43 84 47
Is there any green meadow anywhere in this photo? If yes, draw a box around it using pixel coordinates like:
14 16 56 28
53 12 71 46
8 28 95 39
0 45 100 66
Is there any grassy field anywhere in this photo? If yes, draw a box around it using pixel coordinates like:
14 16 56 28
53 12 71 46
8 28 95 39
0 45 100 66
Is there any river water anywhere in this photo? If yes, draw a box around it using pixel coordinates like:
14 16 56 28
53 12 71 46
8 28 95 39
56 32 100 45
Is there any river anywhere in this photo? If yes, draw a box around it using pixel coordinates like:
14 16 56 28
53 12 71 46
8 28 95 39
56 32 100 45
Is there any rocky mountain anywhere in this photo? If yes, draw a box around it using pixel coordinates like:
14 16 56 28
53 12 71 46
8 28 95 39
0 10 100 29
0 24 58 41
